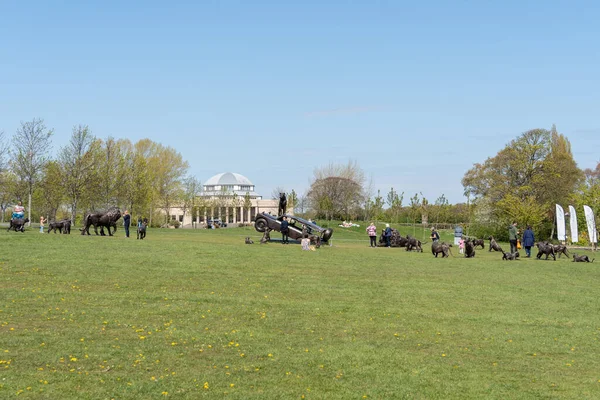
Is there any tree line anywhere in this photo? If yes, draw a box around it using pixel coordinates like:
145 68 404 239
301 126 597 242
0 119 190 226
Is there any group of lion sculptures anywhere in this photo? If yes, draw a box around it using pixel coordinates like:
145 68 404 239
373 229 594 262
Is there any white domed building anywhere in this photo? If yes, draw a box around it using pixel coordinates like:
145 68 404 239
167 172 283 227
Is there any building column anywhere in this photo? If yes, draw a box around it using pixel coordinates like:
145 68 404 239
210 207 214 220
233 206 237 224
225 207 229 224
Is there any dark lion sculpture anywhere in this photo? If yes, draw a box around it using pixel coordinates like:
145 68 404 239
47 219 71 234
432 241 452 258
7 218 30 233
536 242 556 261
572 254 594 263
81 208 122 236
378 229 408 248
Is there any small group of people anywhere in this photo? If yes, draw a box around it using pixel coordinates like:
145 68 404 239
122 210 148 238
339 221 360 228
511 222 535 257
366 222 395 247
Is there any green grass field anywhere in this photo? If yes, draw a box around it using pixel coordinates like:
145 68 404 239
1 224 599 399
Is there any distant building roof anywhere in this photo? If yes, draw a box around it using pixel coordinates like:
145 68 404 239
204 172 253 186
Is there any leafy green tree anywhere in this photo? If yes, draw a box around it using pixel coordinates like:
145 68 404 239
463 127 583 238
372 190 385 221
288 189 298 214
37 161 65 220
59 125 98 224
243 192 252 222
386 187 403 222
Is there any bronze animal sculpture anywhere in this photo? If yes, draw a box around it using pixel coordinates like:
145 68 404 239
488 236 503 252
502 251 520 260
7 218 29 232
245 237 254 244
464 239 476 258
260 228 271 244
431 241 453 258
47 219 71 234
406 236 423 252
536 242 556 260
471 238 485 249
81 208 122 236
278 193 287 216
552 244 569 258
572 254 594 263
137 218 148 240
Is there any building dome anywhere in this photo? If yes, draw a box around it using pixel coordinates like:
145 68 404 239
204 172 253 186
202 172 260 199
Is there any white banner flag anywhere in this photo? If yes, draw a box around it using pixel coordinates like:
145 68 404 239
568 205 578 243
583 205 597 244
556 204 566 241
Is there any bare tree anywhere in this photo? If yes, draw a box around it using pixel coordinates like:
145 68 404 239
271 186 286 199
181 176 201 227
307 160 366 220
10 118 53 225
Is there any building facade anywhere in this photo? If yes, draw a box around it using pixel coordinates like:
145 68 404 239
168 172 283 227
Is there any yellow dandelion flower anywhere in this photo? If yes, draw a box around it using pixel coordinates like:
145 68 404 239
203 382 209 389
162 391 168 396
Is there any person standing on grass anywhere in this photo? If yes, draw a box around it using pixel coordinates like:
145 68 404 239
508 222 519 253
39 216 46 233
366 222 377 247
384 224 392 247
123 210 131 238
281 216 289 244
430 227 440 242
459 237 465 254
522 225 535 257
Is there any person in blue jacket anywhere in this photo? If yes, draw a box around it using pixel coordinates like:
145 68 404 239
522 225 535 257
384 224 392 247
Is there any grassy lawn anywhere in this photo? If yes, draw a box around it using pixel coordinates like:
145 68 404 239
1 224 599 399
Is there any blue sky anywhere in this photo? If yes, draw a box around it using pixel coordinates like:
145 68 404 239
1 0 599 204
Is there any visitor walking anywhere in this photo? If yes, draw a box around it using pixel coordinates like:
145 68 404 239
123 210 131 238
522 225 535 257
508 222 519 253
459 237 465 254
366 222 377 247
281 216 289 244
384 224 392 248
430 227 440 242
39 216 46 233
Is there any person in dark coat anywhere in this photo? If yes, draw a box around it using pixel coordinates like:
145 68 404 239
384 224 392 248
123 210 131 238
280 216 289 244
522 225 535 257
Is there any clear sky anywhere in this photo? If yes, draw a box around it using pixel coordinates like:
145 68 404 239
1 0 599 204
